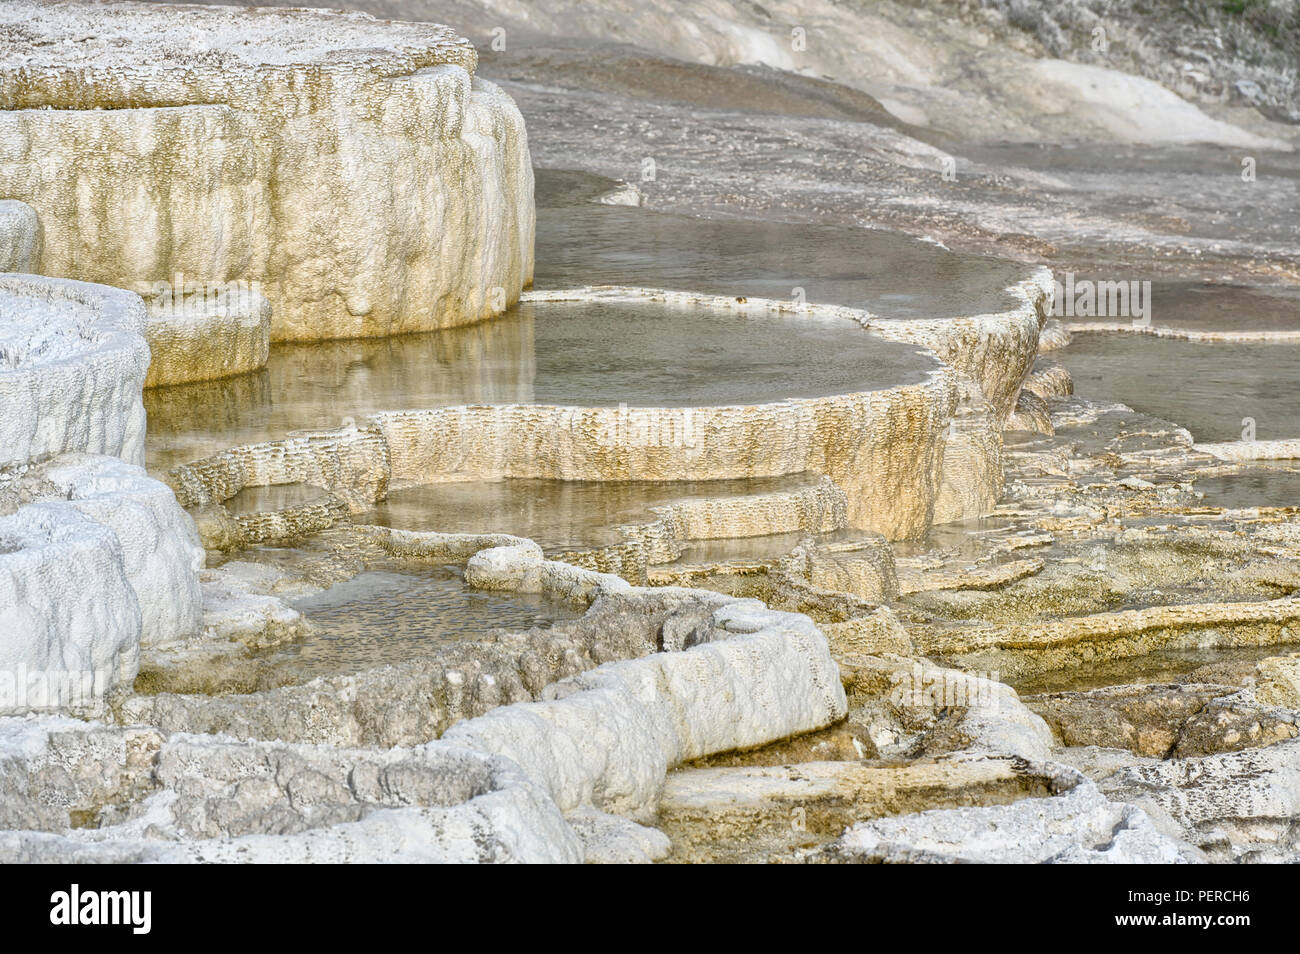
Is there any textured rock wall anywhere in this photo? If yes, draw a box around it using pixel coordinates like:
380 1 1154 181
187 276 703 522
0 723 580 863
0 2 534 341
0 199 37 271
0 274 204 709
0 505 140 711
0 275 149 469
0 456 206 712
143 287 272 388
23 456 204 648
371 382 955 540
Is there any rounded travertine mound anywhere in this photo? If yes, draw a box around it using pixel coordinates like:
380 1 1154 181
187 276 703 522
2 455 205 648
0 1 534 341
0 275 149 469
0 505 140 712
143 285 271 388
0 454 204 712
0 200 37 272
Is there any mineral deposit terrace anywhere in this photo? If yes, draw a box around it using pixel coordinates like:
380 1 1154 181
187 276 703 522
0 1 476 98
145 298 941 469
5 0 1299 870
0 293 98 370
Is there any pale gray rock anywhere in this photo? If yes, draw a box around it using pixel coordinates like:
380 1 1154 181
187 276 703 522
443 603 847 820
806 772 1202 864
565 806 670 863
1100 737 1300 861
0 505 141 711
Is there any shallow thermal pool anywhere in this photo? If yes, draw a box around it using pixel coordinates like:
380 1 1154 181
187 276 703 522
362 474 828 551
1057 333 1300 443
145 298 936 470
1008 642 1300 696
1193 468 1300 510
257 563 581 682
532 169 1027 319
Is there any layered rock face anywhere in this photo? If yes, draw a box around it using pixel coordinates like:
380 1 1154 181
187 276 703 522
142 285 272 388
0 1 534 341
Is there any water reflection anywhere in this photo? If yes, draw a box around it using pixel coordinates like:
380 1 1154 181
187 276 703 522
1057 332 1300 443
365 475 824 551
145 298 933 471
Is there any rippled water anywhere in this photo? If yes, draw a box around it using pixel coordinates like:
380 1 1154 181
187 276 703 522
261 564 580 681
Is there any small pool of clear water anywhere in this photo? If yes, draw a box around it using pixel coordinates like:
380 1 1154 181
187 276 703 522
364 475 824 551
224 482 335 514
1193 468 1300 510
259 563 581 682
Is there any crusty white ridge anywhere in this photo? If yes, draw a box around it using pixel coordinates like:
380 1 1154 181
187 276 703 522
0 537 848 861
0 274 203 710
0 274 149 469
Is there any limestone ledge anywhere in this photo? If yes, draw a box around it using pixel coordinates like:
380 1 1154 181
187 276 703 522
919 597 1300 681
554 477 848 582
522 278 1054 425
660 757 1078 863
0 504 139 710
0 1 533 341
1067 321 1300 344
804 766 1199 864
1098 737 1300 862
1 454 203 648
0 724 578 863
1025 682 1299 759
122 527 846 761
143 288 272 388
1194 439 1300 462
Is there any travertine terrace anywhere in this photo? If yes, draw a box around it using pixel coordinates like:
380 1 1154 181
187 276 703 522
2 0 1299 870
165 279 1053 547
0 1 534 340
0 273 203 710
